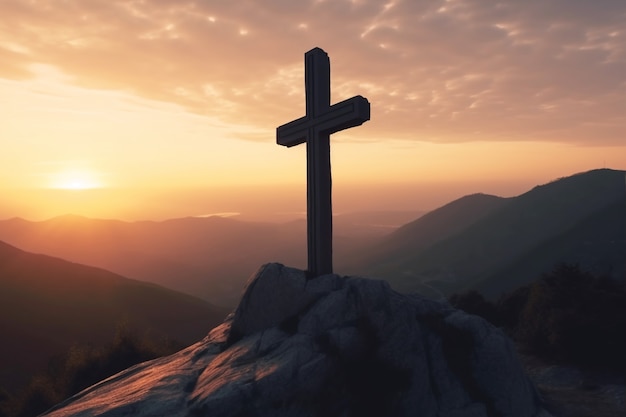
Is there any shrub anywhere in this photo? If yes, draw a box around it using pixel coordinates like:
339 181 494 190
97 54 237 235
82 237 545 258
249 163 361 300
449 264 626 373
517 264 626 370
495 285 530 331
0 387 13 417
6 322 182 417
449 290 498 325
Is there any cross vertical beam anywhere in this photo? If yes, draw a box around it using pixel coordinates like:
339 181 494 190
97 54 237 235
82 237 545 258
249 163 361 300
277 47 370 278
306 49 332 278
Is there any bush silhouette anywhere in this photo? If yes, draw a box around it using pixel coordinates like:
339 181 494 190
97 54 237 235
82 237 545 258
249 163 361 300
448 290 498 325
495 285 530 331
450 263 626 372
518 264 626 370
0 387 13 417
3 322 182 417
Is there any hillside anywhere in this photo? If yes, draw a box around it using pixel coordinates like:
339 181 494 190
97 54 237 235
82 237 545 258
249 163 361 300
348 193 509 268
475 198 626 298
0 240 228 391
353 169 626 298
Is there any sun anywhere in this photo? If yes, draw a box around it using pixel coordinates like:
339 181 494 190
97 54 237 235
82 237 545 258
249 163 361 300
59 179 97 190
49 169 104 190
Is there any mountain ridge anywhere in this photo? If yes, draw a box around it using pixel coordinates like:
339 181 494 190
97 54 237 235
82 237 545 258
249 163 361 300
0 211 412 307
353 168 626 297
350 193 510 269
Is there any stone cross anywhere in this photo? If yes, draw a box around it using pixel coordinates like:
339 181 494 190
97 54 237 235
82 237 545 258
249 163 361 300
276 47 370 277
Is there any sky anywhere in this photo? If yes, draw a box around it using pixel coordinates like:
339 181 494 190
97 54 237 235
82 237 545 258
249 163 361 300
1 0 625 221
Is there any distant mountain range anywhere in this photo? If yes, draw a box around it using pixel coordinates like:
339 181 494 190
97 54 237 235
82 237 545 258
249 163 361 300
349 169 626 298
0 240 228 391
0 211 419 307
0 169 623 309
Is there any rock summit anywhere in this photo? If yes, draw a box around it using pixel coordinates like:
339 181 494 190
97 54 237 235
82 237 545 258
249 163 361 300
44 263 550 417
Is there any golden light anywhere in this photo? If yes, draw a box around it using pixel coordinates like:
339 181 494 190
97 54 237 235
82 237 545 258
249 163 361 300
49 169 104 190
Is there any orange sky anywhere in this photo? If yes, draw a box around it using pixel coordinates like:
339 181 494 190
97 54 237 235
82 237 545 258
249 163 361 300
1 0 625 220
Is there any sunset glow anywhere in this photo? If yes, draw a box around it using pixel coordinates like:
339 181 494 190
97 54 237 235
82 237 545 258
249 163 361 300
49 169 104 190
0 0 624 220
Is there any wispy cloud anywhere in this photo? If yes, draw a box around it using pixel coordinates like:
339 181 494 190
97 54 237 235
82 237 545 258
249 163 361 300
0 0 624 144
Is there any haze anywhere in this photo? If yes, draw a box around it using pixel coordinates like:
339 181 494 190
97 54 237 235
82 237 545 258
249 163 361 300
1 0 625 221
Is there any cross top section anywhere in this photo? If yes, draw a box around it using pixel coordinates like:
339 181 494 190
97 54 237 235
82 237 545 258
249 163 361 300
277 48 370 148
277 47 370 277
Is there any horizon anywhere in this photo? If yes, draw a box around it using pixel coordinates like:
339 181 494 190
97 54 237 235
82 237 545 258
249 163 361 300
1 167 623 223
1 1 625 221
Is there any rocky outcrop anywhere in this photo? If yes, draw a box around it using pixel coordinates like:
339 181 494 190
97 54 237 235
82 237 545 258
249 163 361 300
44 263 550 417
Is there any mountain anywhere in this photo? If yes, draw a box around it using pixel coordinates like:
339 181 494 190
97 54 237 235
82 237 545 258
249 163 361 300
475 197 626 298
352 193 509 265
0 215 302 308
42 263 548 417
352 169 626 298
0 212 411 307
333 210 425 236
0 240 228 391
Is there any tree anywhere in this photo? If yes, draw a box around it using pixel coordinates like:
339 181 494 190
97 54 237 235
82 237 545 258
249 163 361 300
517 263 626 370
6 322 182 417
449 290 497 325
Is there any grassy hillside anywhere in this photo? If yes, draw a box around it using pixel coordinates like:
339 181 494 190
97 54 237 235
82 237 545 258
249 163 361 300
0 240 229 392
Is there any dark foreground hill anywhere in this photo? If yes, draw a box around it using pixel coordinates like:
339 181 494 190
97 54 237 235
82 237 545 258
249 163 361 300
0 241 228 391
42 263 550 417
352 169 626 298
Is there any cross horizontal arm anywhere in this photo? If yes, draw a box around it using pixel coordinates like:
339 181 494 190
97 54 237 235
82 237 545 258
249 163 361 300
321 95 370 135
276 95 370 147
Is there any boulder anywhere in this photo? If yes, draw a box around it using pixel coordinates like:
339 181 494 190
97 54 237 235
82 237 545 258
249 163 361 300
43 263 551 417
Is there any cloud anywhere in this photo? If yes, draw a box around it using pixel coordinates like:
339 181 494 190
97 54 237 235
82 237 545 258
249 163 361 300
0 0 624 145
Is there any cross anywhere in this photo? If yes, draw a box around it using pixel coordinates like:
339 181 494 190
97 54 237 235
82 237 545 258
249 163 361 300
276 47 370 278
